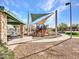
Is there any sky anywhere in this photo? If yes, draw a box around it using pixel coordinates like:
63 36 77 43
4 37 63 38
0 0 79 28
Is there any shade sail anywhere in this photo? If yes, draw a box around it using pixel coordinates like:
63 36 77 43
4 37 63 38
37 13 53 24
31 13 49 21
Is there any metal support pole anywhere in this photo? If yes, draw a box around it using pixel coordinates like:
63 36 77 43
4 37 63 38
29 13 32 33
65 2 72 39
70 3 72 39
55 10 58 36
27 11 30 35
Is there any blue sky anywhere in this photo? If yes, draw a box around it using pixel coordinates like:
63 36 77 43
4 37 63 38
0 0 79 28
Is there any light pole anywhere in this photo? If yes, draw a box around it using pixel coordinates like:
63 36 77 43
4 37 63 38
65 2 72 39
55 10 58 37
27 11 30 35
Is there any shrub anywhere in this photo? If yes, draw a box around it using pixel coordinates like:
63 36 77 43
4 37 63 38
65 32 79 36
0 43 15 59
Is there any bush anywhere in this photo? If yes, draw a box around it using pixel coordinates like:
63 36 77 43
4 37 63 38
0 43 15 59
65 32 79 36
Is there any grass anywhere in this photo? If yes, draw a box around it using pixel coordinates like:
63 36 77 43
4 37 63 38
65 32 79 37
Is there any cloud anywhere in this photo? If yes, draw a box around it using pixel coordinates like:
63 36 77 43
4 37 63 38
54 0 69 13
39 0 56 11
57 5 67 13
45 0 69 28
37 0 69 12
59 0 69 4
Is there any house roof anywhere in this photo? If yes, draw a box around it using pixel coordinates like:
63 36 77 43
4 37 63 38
0 6 25 25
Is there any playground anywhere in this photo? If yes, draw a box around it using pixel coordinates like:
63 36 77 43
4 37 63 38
0 2 79 59
0 6 59 43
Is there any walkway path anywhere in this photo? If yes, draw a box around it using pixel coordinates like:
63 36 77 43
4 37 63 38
14 38 79 59
8 34 70 50
32 34 70 42
8 36 32 50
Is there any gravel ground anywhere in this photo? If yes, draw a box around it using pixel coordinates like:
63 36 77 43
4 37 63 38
14 38 79 59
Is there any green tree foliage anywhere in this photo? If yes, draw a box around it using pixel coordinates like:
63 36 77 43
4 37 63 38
58 23 68 32
72 24 79 31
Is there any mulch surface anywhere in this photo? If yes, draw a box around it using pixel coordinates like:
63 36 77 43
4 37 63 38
14 38 79 59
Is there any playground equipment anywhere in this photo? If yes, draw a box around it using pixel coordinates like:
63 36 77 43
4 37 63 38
29 13 54 37
33 24 48 37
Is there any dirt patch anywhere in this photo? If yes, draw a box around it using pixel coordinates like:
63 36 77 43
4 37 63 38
14 38 79 59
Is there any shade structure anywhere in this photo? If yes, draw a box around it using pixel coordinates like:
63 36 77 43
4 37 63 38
37 13 53 24
0 6 25 25
31 13 49 21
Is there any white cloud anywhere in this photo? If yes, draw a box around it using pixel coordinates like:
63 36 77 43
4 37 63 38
57 5 67 13
38 0 69 12
39 0 56 11
50 5 67 15
54 0 69 13
59 0 69 4
45 2 69 28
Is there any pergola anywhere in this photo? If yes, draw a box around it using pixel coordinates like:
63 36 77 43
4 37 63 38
0 6 25 43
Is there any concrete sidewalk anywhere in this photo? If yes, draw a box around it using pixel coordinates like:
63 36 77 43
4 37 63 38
8 34 70 50
8 36 32 50
32 34 70 42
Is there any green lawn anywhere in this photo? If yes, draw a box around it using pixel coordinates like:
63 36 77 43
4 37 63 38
65 32 79 37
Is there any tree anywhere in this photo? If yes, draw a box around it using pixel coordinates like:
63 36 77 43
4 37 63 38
58 23 68 32
72 24 79 31
76 24 79 31
72 24 77 31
